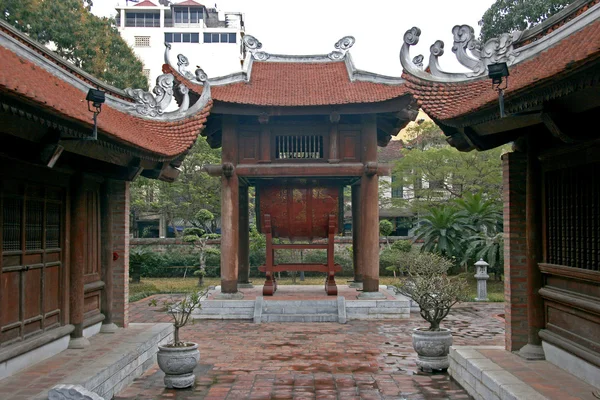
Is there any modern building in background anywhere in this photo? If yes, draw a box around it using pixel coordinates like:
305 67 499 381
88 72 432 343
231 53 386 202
115 0 245 87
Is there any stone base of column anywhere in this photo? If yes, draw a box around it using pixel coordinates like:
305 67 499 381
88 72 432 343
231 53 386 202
214 290 244 300
518 343 545 360
221 279 239 294
100 323 119 334
68 336 91 349
348 281 363 289
237 283 254 289
357 291 386 299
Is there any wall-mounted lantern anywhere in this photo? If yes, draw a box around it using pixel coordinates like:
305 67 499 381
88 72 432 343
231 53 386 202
488 62 509 118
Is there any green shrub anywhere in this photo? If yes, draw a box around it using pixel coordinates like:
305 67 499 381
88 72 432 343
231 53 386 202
379 248 407 276
391 240 412 252
183 227 204 237
379 220 394 237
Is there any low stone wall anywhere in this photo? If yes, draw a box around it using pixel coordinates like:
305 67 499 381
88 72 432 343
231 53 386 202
130 236 412 254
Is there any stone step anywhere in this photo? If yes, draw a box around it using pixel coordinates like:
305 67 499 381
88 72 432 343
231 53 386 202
263 300 337 308
260 314 339 323
262 306 337 315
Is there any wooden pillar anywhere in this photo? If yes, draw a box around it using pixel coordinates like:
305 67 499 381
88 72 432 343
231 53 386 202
502 151 529 351
100 181 118 333
68 175 89 348
519 138 545 359
258 114 271 163
238 184 251 285
351 184 363 283
359 115 380 294
220 116 239 294
328 112 340 163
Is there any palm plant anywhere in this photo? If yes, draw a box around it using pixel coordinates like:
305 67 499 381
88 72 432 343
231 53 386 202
415 205 464 258
454 192 502 234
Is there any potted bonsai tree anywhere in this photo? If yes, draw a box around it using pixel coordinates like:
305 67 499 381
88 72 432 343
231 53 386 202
150 288 208 388
183 209 221 287
394 252 467 372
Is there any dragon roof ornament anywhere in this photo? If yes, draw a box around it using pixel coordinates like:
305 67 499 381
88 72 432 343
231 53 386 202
124 46 211 121
328 36 355 60
400 25 523 82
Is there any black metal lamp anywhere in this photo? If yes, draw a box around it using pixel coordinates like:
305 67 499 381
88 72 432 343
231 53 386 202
86 88 105 141
488 62 509 118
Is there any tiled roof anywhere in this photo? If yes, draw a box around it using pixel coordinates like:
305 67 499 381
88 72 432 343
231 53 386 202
0 45 211 158
377 140 404 163
404 20 600 121
134 0 157 6
175 0 204 6
167 61 409 107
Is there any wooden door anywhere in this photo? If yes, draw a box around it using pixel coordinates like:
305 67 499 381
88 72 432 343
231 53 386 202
0 181 65 346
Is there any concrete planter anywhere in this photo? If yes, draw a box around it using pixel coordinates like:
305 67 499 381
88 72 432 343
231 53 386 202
412 327 452 372
157 342 199 388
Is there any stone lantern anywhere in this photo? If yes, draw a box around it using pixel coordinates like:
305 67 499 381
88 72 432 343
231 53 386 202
474 259 490 301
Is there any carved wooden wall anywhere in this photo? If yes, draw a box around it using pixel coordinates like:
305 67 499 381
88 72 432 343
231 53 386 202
539 150 600 368
234 120 361 164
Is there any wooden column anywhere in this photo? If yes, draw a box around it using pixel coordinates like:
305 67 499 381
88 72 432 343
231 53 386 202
238 184 251 285
351 184 363 283
328 112 340 163
68 175 89 347
100 181 118 333
359 115 380 294
220 116 240 294
258 114 271 163
519 138 545 359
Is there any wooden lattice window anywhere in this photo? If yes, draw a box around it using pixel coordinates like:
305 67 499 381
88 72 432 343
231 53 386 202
2 198 21 252
275 135 324 160
1 184 64 345
545 162 599 271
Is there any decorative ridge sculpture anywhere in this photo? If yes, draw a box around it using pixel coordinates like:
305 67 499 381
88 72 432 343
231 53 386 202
400 25 522 82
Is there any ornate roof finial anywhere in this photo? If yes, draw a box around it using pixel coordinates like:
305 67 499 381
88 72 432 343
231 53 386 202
243 35 269 60
328 36 355 60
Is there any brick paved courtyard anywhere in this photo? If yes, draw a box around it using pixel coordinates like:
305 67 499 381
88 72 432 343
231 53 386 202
116 298 504 399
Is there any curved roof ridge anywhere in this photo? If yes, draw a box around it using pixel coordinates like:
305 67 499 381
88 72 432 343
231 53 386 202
400 1 600 84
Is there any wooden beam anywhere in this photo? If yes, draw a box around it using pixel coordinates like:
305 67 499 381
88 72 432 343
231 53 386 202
541 112 577 143
235 163 391 177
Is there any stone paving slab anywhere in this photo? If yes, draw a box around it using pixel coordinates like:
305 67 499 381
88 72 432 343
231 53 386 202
115 302 505 399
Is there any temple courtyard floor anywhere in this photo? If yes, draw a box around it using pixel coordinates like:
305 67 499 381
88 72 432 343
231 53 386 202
117 296 504 400
1 288 596 399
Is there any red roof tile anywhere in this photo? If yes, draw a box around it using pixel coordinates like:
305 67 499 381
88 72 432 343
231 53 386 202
167 61 409 107
0 45 211 158
175 0 204 6
404 20 600 121
377 140 404 163
134 0 157 6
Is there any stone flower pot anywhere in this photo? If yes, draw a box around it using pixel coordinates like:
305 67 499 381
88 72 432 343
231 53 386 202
157 342 200 388
412 327 452 372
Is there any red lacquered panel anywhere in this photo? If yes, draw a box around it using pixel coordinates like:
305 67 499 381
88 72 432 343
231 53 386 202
258 185 340 240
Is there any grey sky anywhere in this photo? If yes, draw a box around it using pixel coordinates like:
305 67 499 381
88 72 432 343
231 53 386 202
92 0 495 76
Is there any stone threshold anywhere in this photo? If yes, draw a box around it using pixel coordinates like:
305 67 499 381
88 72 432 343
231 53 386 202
0 323 173 400
449 345 599 400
